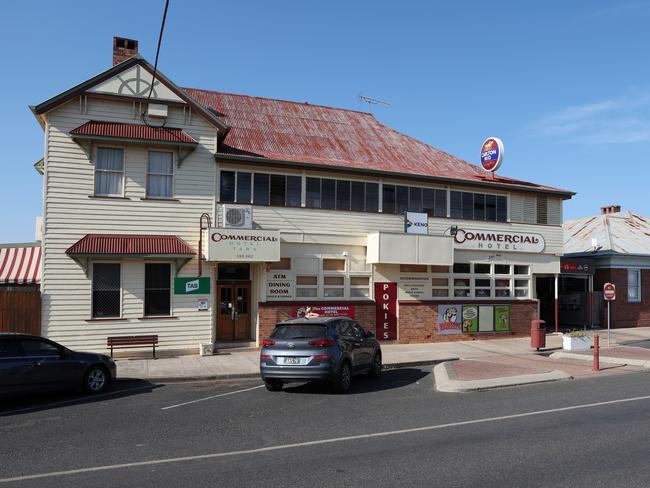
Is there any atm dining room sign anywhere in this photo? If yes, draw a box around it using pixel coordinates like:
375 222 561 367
453 228 545 253
206 228 281 262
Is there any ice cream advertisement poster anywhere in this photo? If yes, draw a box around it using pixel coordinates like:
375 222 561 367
462 305 479 333
494 305 510 331
437 305 463 335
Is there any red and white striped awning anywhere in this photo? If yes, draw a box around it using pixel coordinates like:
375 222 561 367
0 246 41 285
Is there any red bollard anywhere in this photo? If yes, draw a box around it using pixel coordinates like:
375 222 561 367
593 334 600 372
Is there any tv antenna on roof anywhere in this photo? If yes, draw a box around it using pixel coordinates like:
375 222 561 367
358 94 391 113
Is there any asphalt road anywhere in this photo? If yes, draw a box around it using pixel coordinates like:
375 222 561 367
2 367 650 487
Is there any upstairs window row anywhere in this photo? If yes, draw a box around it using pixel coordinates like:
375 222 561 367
94 147 174 199
220 171 510 221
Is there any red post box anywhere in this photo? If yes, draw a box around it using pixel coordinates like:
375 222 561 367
531 319 546 350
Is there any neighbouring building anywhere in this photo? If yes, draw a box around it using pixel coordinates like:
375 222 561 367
30 37 574 354
563 206 650 329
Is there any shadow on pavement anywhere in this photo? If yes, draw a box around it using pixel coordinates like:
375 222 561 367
282 367 430 395
0 379 161 416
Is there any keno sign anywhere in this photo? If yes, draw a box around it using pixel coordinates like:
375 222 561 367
454 228 545 253
207 228 281 262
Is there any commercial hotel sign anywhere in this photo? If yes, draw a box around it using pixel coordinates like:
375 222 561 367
207 228 281 262
453 228 545 253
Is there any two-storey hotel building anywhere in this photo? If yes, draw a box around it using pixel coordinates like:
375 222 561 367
31 38 573 354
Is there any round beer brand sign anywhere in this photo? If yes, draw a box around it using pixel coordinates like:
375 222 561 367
480 137 504 172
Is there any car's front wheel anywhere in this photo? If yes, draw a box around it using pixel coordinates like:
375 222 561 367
264 379 283 391
368 351 382 378
84 365 109 394
332 360 352 393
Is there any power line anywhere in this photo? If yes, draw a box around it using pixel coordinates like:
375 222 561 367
142 0 170 127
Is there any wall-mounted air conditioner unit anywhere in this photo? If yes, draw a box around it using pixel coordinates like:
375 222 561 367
222 204 253 229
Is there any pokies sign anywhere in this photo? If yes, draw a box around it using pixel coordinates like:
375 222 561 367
375 282 397 341
480 137 504 173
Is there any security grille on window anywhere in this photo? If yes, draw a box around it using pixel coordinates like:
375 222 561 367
147 151 174 198
145 263 171 316
95 147 124 196
92 263 121 318
628 269 641 303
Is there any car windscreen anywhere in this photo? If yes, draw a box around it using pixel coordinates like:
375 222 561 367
271 325 326 340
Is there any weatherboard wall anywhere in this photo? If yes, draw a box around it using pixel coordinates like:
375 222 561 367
42 97 218 352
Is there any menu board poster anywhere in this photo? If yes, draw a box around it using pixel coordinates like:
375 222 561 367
437 305 463 335
494 305 511 331
462 305 479 333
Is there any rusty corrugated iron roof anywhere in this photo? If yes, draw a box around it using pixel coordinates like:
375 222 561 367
564 211 650 256
183 88 570 194
69 121 198 145
66 235 195 256
0 244 41 285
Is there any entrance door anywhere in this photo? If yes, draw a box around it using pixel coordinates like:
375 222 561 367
536 277 555 330
217 281 251 341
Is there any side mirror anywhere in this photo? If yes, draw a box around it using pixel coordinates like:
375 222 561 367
59 348 70 358
366 331 375 338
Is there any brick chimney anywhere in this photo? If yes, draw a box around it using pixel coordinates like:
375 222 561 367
112 36 138 66
600 205 621 215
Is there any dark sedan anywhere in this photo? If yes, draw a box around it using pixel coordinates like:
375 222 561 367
260 316 381 393
0 333 116 396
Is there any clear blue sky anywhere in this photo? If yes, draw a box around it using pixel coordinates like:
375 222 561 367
1 0 648 242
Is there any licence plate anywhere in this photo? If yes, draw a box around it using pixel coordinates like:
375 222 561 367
280 357 306 365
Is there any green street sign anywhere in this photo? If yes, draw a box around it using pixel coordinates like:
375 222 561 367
174 277 211 295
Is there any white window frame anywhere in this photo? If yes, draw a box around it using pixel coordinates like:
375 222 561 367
295 275 319 298
91 261 122 319
146 150 175 199
94 146 125 197
628 268 642 303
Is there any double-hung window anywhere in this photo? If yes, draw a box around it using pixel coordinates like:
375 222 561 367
92 263 121 318
95 147 124 196
628 269 641 303
145 263 171 316
147 151 174 198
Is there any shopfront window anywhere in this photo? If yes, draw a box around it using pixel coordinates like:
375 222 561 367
266 253 371 301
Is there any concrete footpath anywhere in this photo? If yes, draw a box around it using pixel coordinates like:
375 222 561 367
116 327 650 391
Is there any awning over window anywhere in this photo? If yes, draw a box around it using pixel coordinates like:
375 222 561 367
0 245 41 285
366 232 454 265
69 121 198 147
66 234 195 257
66 234 195 276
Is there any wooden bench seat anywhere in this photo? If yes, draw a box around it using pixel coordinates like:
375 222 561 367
107 335 158 359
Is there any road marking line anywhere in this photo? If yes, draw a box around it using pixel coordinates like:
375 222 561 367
0 385 155 417
3 393 650 483
161 385 264 410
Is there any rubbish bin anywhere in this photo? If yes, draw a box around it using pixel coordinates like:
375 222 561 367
531 319 546 350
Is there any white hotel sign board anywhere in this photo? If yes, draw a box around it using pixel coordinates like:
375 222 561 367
207 228 281 262
453 228 545 253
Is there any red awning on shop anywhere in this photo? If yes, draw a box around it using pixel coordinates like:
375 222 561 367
0 245 41 285
66 234 195 256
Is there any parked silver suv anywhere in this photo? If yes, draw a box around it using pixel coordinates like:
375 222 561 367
260 316 382 393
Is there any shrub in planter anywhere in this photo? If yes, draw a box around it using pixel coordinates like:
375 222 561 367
562 331 591 351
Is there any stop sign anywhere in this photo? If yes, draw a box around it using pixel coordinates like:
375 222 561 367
604 282 616 301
